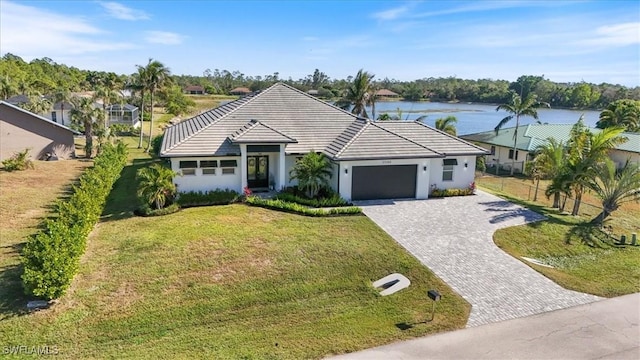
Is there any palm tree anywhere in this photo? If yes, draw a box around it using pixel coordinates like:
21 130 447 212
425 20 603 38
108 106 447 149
596 99 640 133
534 138 566 206
565 121 627 216
70 96 101 158
136 59 172 153
95 83 122 129
289 152 333 198
435 116 458 136
335 69 375 118
127 70 146 148
495 92 550 175
0 75 17 100
587 160 640 225
136 163 177 210
23 94 52 115
53 86 71 124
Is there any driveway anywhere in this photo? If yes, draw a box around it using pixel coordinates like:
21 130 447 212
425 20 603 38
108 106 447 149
357 190 601 327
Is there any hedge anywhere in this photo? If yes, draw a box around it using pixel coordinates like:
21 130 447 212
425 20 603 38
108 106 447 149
245 196 362 217
430 187 474 197
135 203 181 217
21 141 128 300
176 189 239 208
273 192 351 207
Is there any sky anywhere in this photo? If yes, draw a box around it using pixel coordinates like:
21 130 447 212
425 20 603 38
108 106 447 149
1 0 639 86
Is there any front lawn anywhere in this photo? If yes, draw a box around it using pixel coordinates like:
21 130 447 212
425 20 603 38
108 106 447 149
0 140 469 359
478 176 640 298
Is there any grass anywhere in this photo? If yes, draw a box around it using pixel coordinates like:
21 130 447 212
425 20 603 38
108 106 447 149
477 175 640 297
0 138 469 358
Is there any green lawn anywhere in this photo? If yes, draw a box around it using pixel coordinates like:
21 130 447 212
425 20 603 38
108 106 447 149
477 178 640 298
0 139 469 359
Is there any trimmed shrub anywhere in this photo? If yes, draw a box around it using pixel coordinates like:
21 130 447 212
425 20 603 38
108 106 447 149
245 196 362 217
150 134 164 157
176 189 239 207
2 148 35 171
430 187 474 197
274 192 351 207
21 141 128 300
135 203 181 217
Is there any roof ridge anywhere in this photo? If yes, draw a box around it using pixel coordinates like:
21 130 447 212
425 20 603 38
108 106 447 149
412 120 488 154
332 119 370 158
253 120 297 141
0 100 81 135
230 118 297 142
276 82 366 120
373 121 444 155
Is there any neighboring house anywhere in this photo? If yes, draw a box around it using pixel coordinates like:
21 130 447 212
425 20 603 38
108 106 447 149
461 124 640 173
185 85 205 95
48 101 74 127
229 87 252 96
0 101 78 160
375 89 400 98
106 103 140 128
161 83 487 201
307 89 319 96
5 94 30 106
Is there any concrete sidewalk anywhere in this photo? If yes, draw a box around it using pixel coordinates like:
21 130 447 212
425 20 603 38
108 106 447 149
331 293 640 360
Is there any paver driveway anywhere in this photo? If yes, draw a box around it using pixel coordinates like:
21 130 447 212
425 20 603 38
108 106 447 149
357 190 602 327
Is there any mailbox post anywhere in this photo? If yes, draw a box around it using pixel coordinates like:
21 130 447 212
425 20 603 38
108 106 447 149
427 289 441 321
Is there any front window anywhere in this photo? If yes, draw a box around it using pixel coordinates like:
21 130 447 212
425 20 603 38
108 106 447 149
442 159 457 181
200 160 217 175
179 160 197 176
51 112 57 122
508 150 519 160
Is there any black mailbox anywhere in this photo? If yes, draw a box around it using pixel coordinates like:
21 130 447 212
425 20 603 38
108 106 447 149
427 289 441 301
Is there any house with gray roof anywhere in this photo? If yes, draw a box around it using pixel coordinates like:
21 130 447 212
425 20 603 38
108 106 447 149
461 124 639 173
161 83 487 201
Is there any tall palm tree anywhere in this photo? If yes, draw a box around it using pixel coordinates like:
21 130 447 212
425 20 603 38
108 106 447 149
70 96 102 158
95 82 122 129
127 70 146 148
565 121 627 216
495 92 550 175
53 86 71 124
534 138 566 206
137 163 177 210
335 69 375 118
587 160 640 225
596 99 640 133
137 59 172 152
23 94 52 115
435 116 458 136
289 152 333 198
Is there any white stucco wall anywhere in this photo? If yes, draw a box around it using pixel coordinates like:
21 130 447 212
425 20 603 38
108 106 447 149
170 157 242 193
45 109 73 127
429 156 477 192
478 144 527 173
609 149 639 168
338 158 431 201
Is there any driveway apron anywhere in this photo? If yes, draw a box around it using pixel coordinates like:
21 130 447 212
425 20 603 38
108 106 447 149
357 190 602 327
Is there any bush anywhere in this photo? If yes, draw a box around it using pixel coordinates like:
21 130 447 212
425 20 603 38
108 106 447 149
110 123 140 136
176 189 239 207
21 141 128 300
274 192 351 207
245 196 362 217
2 148 35 171
134 203 180 217
430 187 474 197
150 134 164 157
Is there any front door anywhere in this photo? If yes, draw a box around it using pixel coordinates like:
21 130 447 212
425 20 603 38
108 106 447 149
247 156 269 188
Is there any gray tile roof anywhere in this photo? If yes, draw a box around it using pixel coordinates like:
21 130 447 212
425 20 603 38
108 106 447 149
161 83 491 159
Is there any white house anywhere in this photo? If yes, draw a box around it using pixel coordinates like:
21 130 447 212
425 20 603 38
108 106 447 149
160 83 488 201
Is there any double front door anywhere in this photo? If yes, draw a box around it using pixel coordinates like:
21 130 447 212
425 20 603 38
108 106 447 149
247 155 269 188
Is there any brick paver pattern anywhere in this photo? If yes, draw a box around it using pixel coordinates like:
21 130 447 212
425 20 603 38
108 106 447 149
357 190 602 327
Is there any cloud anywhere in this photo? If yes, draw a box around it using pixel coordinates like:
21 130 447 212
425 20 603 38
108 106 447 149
0 1 135 57
144 31 185 45
99 1 149 20
577 22 640 47
372 4 411 20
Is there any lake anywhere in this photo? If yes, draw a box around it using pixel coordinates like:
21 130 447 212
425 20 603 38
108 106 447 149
367 101 601 135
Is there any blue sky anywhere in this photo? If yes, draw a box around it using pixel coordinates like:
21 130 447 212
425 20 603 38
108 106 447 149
1 0 639 86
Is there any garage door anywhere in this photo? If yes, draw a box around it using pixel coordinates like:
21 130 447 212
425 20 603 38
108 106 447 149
352 165 417 200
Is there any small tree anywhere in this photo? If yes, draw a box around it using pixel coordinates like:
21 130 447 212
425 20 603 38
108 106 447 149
289 152 333 199
137 163 177 210
587 160 640 225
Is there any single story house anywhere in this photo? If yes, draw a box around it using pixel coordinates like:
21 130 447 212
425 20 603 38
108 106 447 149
0 101 78 160
461 124 640 173
229 87 252 96
161 83 488 201
106 103 140 128
375 89 400 98
185 85 205 95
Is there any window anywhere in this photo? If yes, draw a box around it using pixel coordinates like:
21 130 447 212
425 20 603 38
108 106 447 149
200 160 217 176
51 112 57 122
490 145 495 155
508 150 518 160
179 160 197 176
222 168 235 175
202 168 216 175
220 160 237 167
442 159 457 181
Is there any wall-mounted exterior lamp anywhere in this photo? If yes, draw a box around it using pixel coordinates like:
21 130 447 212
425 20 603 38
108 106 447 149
423 165 427 172
464 162 468 168
344 167 348 174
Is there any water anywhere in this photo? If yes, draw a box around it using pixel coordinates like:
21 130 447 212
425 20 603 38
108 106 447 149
368 101 600 135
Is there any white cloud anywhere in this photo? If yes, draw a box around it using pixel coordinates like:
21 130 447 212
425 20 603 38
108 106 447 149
0 1 135 57
577 22 640 47
372 4 411 20
99 1 149 20
144 31 185 45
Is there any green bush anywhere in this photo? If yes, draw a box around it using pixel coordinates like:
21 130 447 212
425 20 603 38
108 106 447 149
21 141 128 300
110 123 140 136
135 203 181 217
274 192 350 207
2 148 35 171
245 196 361 217
176 189 239 207
150 134 164 157
430 187 474 197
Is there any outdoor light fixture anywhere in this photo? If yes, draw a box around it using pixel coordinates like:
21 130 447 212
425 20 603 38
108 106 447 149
464 162 468 168
423 166 427 171
344 168 348 174
427 289 441 321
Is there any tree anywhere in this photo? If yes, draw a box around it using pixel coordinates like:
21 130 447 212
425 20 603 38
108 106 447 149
289 152 333 198
435 116 458 136
587 160 640 225
0 75 17 100
596 99 640 133
564 120 627 216
534 138 567 206
95 74 122 129
162 85 195 116
335 69 375 118
126 69 146 148
136 59 172 153
495 92 550 175
70 96 101 158
22 94 52 115
136 163 177 210
53 86 72 124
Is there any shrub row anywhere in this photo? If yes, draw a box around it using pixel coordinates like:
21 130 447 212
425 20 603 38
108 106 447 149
273 192 351 208
245 196 362 217
135 203 181 217
176 189 240 208
430 187 474 197
21 142 128 300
